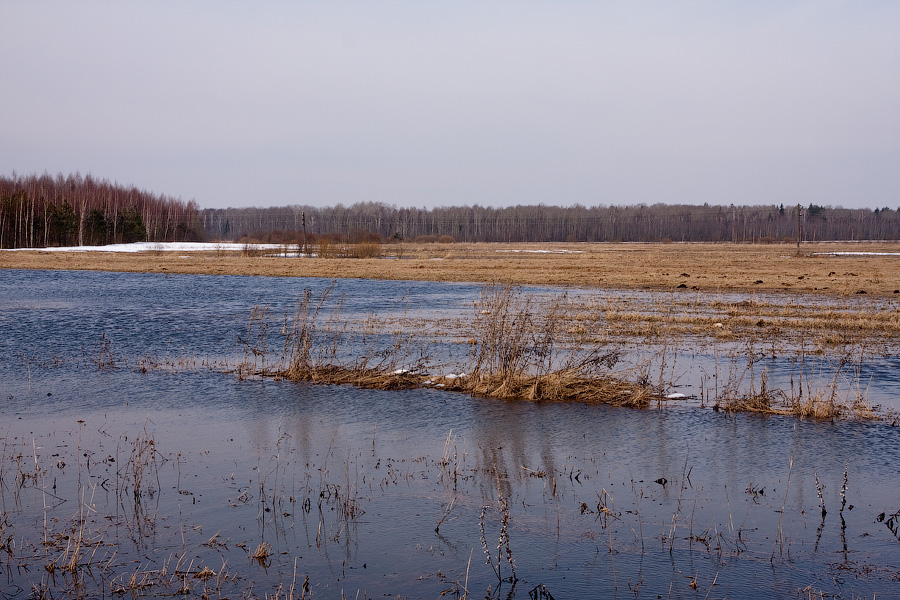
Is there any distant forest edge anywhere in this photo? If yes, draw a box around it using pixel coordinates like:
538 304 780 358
3 173 900 249
0 173 202 248
203 201 900 245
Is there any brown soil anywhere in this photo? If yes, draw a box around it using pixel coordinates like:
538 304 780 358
2 241 899 296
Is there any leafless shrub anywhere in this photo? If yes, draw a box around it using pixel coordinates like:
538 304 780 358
350 240 382 258
316 237 339 258
241 242 264 257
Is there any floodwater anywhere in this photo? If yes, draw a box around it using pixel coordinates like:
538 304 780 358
1 270 899 599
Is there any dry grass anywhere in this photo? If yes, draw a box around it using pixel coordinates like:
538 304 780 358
4 241 900 296
449 284 651 406
566 291 900 351
717 387 876 420
240 283 654 408
251 542 272 568
710 352 881 420
228 281 886 420
447 371 651 407
268 283 430 390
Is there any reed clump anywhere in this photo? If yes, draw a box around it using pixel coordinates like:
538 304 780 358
316 237 339 258
446 371 651 407
713 351 879 420
261 282 653 407
717 389 778 414
780 357 876 420
443 284 651 406
272 283 430 391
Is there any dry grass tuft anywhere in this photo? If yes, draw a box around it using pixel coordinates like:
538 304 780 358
450 371 651 407
251 542 272 568
270 283 430 390
452 284 651 405
710 351 881 420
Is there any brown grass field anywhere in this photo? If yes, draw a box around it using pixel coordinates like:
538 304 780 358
2 241 900 296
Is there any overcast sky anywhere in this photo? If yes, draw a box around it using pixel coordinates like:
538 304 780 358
2 1 898 210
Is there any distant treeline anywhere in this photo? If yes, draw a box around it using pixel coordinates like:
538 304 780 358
201 202 900 244
5 173 899 248
0 173 202 248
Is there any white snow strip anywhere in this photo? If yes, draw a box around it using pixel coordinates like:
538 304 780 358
813 252 900 257
496 249 584 254
2 242 286 253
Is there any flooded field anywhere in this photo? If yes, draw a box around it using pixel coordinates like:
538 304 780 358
2 270 899 598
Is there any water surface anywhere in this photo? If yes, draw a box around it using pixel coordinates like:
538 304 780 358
1 270 898 599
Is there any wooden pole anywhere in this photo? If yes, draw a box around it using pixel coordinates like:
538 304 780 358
301 211 308 256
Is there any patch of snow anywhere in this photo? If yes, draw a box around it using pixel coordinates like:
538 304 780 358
2 242 288 253
814 252 900 257
666 393 687 399
496 249 584 254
